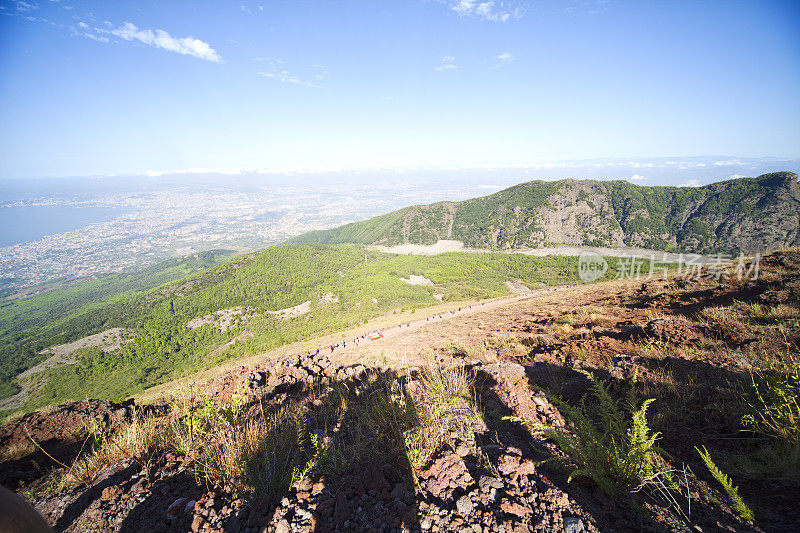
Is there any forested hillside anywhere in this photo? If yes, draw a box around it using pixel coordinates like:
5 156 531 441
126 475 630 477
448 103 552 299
0 243 649 414
293 172 800 253
0 251 233 398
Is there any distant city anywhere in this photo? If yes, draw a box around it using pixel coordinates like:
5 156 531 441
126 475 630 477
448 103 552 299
0 174 495 288
1 157 797 289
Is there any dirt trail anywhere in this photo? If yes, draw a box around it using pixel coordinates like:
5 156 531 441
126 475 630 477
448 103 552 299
136 283 573 403
248 283 572 373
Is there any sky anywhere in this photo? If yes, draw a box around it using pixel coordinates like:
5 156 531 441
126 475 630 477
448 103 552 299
0 0 799 180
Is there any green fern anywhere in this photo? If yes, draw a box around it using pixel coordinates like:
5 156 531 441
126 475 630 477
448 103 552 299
506 370 661 496
695 446 754 521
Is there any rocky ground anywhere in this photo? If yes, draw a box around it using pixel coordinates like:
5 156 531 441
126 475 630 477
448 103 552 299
1 250 799 533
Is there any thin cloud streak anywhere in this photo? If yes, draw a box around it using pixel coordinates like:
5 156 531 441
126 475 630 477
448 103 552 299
256 58 321 87
443 0 526 22
96 22 222 62
435 55 458 71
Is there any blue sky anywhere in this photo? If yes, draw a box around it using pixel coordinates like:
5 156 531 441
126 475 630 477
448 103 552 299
0 0 798 179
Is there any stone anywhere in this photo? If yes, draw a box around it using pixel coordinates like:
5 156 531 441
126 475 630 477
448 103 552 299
390 483 413 505
497 453 522 476
501 500 532 518
517 460 536 477
455 443 471 457
563 517 585 533
166 498 188 517
456 495 474 516
419 452 474 500
644 318 703 345
334 492 349 526
190 515 206 532
101 485 121 501
184 500 197 515
274 518 290 533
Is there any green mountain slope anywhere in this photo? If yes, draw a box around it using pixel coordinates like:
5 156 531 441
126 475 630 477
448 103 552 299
292 172 800 253
0 250 234 398
1 243 656 413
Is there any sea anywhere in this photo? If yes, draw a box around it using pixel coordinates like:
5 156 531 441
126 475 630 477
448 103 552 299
0 205 130 247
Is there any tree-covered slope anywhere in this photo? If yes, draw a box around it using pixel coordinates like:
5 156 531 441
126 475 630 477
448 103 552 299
1 243 650 413
292 172 800 253
0 250 234 398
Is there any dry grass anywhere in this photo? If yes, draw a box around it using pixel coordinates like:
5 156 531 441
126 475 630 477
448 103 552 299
638 339 672 360
0 410 26 425
202 402 307 497
698 306 753 340
735 301 800 323
63 411 164 488
174 372 417 498
403 360 482 468
482 335 524 360
0 439 37 461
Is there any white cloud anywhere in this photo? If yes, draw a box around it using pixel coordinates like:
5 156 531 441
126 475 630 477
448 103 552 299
443 0 525 22
257 59 320 87
491 51 513 67
435 55 458 71
96 22 222 62
142 167 245 177
70 24 109 42
680 179 701 187
14 0 39 12
630 174 647 181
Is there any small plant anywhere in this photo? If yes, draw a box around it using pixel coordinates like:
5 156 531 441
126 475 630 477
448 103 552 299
740 353 800 481
572 345 591 361
507 370 663 496
743 357 800 445
292 433 329 485
695 446 754 521
403 361 480 468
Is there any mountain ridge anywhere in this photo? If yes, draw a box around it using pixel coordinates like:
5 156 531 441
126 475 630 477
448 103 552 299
292 172 800 254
